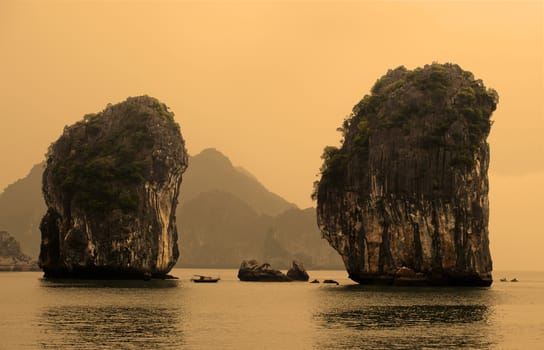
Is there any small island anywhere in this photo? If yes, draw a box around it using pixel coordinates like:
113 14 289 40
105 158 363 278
39 96 188 279
0 231 39 271
314 63 498 286
238 260 292 282
237 260 311 282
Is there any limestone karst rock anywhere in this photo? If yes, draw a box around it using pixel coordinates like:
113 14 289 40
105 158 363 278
0 149 344 270
237 259 291 281
39 96 188 278
286 260 310 281
315 63 498 286
0 231 39 271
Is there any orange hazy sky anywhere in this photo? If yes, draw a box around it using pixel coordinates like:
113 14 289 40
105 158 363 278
1 0 543 270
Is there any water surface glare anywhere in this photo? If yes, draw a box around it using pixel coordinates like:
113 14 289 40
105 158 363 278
1 269 542 349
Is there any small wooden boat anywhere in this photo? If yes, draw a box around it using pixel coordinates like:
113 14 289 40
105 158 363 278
191 275 220 283
500 278 507 282
510 278 518 282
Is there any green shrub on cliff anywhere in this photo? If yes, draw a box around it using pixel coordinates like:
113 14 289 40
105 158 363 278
313 63 498 199
46 96 180 214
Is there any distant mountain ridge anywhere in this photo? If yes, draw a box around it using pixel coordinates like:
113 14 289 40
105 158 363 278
0 148 343 269
177 149 341 268
0 230 39 271
0 163 45 259
181 148 296 216
177 191 342 269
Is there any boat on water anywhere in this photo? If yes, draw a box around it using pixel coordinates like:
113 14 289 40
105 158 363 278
191 275 220 283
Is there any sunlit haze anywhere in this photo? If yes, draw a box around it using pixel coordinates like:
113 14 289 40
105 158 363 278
0 0 542 270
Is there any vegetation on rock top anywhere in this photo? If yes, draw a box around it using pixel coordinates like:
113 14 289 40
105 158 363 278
45 96 182 215
313 62 498 199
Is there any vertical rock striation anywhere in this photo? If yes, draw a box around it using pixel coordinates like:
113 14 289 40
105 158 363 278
39 96 188 278
315 63 498 286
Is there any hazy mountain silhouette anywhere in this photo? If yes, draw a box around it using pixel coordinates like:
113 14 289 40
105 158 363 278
0 149 343 269
178 190 272 267
262 207 343 269
0 163 45 258
177 190 343 269
181 148 296 216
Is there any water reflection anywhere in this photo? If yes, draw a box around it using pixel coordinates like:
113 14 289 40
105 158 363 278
314 286 495 350
40 278 180 289
319 304 488 329
37 279 183 349
38 305 183 349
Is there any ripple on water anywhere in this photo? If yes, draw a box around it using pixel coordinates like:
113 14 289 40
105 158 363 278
38 305 184 350
313 304 494 349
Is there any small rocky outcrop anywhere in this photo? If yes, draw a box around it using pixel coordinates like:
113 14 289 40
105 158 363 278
0 231 39 271
237 259 291 281
323 279 339 285
286 260 309 281
315 63 498 286
39 96 188 278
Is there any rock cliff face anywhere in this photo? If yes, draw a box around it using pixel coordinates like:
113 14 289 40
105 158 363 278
315 63 498 286
39 96 188 278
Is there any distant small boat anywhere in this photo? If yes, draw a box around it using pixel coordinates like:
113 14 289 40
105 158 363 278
191 275 220 283
500 278 507 282
510 278 518 282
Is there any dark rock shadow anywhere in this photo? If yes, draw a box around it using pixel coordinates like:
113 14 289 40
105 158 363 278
314 304 493 349
318 304 489 329
313 286 497 349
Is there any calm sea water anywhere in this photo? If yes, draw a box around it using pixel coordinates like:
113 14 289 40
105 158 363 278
1 269 543 349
